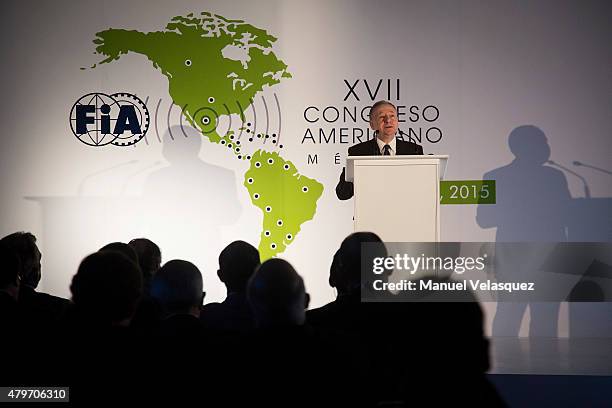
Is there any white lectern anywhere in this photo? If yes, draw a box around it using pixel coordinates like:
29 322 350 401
346 155 448 242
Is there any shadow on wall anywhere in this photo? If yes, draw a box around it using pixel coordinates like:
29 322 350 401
31 125 242 300
138 125 242 273
476 125 612 338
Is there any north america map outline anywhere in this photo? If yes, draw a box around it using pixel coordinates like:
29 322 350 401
91 11 323 259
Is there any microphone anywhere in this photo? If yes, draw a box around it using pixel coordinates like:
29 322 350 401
547 160 590 198
77 160 139 195
573 161 612 176
119 161 163 195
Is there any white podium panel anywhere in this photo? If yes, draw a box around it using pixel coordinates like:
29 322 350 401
347 155 448 242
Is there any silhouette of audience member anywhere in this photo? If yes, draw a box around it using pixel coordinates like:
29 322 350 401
0 243 21 325
128 238 163 332
146 259 223 402
307 232 385 333
150 259 205 337
0 240 67 391
248 258 308 328
68 251 142 329
0 243 24 386
477 125 571 337
307 233 394 404
306 250 348 328
128 238 161 294
99 241 139 265
0 232 69 325
391 275 505 406
63 251 145 402
0 232 40 289
309 233 503 405
200 240 260 332
244 258 355 404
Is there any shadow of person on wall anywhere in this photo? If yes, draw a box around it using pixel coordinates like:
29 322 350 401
141 126 241 282
476 125 571 339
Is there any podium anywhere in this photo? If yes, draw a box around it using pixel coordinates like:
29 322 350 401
346 155 448 242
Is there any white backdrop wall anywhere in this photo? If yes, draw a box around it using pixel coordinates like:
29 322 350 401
1 0 611 338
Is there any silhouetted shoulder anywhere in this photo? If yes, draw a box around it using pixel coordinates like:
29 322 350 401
18 287 70 325
542 165 569 181
483 162 513 180
306 301 338 327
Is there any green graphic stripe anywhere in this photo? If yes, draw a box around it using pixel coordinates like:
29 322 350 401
440 180 495 205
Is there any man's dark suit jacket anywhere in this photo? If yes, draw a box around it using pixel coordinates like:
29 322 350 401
335 137 424 200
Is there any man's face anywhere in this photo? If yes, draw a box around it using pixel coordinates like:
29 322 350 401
369 104 398 140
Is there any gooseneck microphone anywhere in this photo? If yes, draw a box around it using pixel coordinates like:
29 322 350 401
547 160 590 198
120 161 163 195
573 161 612 176
77 160 139 195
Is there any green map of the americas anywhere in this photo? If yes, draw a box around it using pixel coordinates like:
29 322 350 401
92 11 323 259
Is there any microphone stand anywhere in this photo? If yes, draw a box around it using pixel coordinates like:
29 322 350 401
77 160 138 195
547 160 591 199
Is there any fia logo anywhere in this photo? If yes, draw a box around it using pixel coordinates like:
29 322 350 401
70 92 150 147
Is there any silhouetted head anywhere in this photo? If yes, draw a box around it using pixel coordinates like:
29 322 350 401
218 240 260 293
248 258 307 327
128 238 161 278
328 249 342 289
0 243 21 298
508 125 550 165
99 242 139 266
161 126 202 164
70 251 142 326
568 280 605 302
151 260 204 317
336 232 386 295
0 232 41 289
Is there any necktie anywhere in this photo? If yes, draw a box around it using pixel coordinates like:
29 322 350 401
383 144 391 156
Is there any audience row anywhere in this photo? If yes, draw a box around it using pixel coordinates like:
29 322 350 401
0 231 505 406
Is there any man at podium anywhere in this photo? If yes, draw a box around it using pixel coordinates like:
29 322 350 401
336 100 424 200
